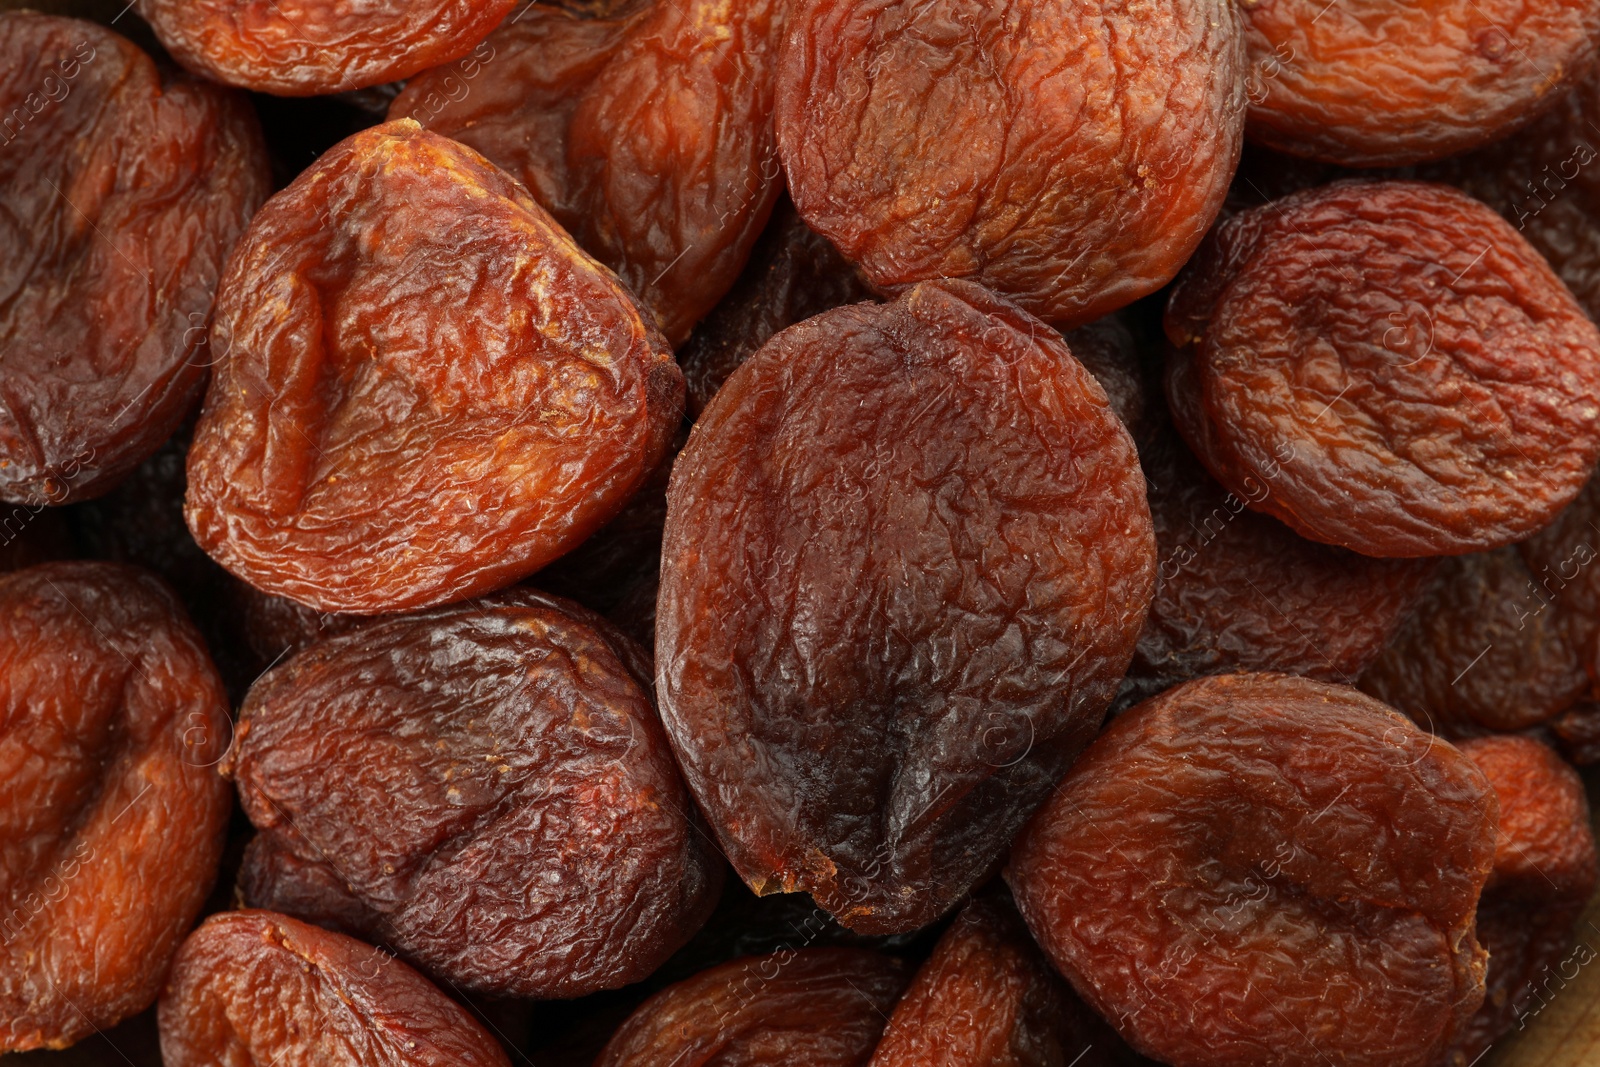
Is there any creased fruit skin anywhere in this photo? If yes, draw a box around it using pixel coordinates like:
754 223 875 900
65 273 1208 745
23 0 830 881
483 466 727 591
184 120 682 615
658 279 1155 935
158 910 511 1067
138 0 516 96
0 562 231 1051
392 0 786 345
1241 0 1600 166
1447 737 1598 1067
1060 313 1151 440
868 895 1112 1067
774 0 1244 328
227 587 721 999
1007 673 1498 1067
1166 180 1600 558
0 13 270 506
594 948 910 1067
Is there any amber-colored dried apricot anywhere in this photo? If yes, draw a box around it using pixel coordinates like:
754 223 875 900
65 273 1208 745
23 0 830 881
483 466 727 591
158 910 511 1066
659 279 1154 934
0 562 231 1051
1007 673 1499 1067
184 120 682 614
0 13 270 505
1166 180 1600 557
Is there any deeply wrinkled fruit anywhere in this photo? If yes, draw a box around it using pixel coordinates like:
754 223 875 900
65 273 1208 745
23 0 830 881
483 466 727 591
158 910 511 1066
228 588 721 998
1166 180 1600 557
0 13 270 505
774 0 1244 327
659 279 1155 934
0 562 231 1051
184 120 682 614
1007 673 1499 1067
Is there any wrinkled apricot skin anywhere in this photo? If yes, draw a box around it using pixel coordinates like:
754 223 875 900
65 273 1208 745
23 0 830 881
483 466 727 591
138 0 516 96
393 0 786 345
0 562 231 1051
184 120 682 615
594 948 910 1067
659 279 1155 935
228 588 720 998
1060 313 1151 440
1007 673 1498 1067
1166 180 1600 558
0 14 270 506
1241 0 1600 165
774 0 1244 328
158 910 511 1067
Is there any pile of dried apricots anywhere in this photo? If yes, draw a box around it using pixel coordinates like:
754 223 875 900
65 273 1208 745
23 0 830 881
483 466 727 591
5 0 1600 1063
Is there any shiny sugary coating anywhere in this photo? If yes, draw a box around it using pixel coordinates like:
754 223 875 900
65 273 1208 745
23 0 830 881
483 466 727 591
659 279 1155 934
593 948 911 1067
0 562 231 1051
1007 673 1499 1067
774 0 1244 328
0 13 270 506
1240 0 1600 165
392 0 786 345
227 588 721 999
138 0 516 95
157 910 511 1067
1166 180 1600 558
184 121 682 614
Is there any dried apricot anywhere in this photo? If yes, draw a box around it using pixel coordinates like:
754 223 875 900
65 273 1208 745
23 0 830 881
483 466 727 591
1062 313 1152 440
184 120 682 614
1166 180 1600 557
659 279 1155 934
1007 673 1499 1067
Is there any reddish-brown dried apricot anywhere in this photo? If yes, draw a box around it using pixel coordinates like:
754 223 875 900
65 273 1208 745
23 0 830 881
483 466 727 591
1166 180 1600 557
158 910 511 1067
184 120 682 614
1549 703 1600 765
594 948 910 1067
227 587 720 998
138 0 514 96
0 562 231 1051
774 0 1244 328
392 0 786 345
1007 673 1499 1067
1240 0 1600 165
659 279 1155 934
1519 473 1600 682
1447 737 1597 1066
1061 313 1152 440
0 13 270 506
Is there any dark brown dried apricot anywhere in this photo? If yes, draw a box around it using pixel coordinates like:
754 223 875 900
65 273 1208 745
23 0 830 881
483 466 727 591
0 562 231 1051
392 0 786 345
227 587 721 998
1519 472 1600 683
158 910 511 1067
1007 672 1499 1067
774 0 1244 328
593 948 910 1067
1166 180 1600 557
0 13 270 505
1061 313 1152 440
1240 0 1600 165
184 120 682 614
658 279 1155 934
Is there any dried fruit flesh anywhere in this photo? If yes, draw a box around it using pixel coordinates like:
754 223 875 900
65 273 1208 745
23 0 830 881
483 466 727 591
658 279 1155 934
1006 672 1499 1067
1240 0 1600 165
0 562 231 1051
1061 313 1151 440
0 13 270 505
1166 180 1600 557
593 948 910 1067
228 588 721 998
774 0 1244 327
392 0 786 345
158 910 512 1067
184 120 682 615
